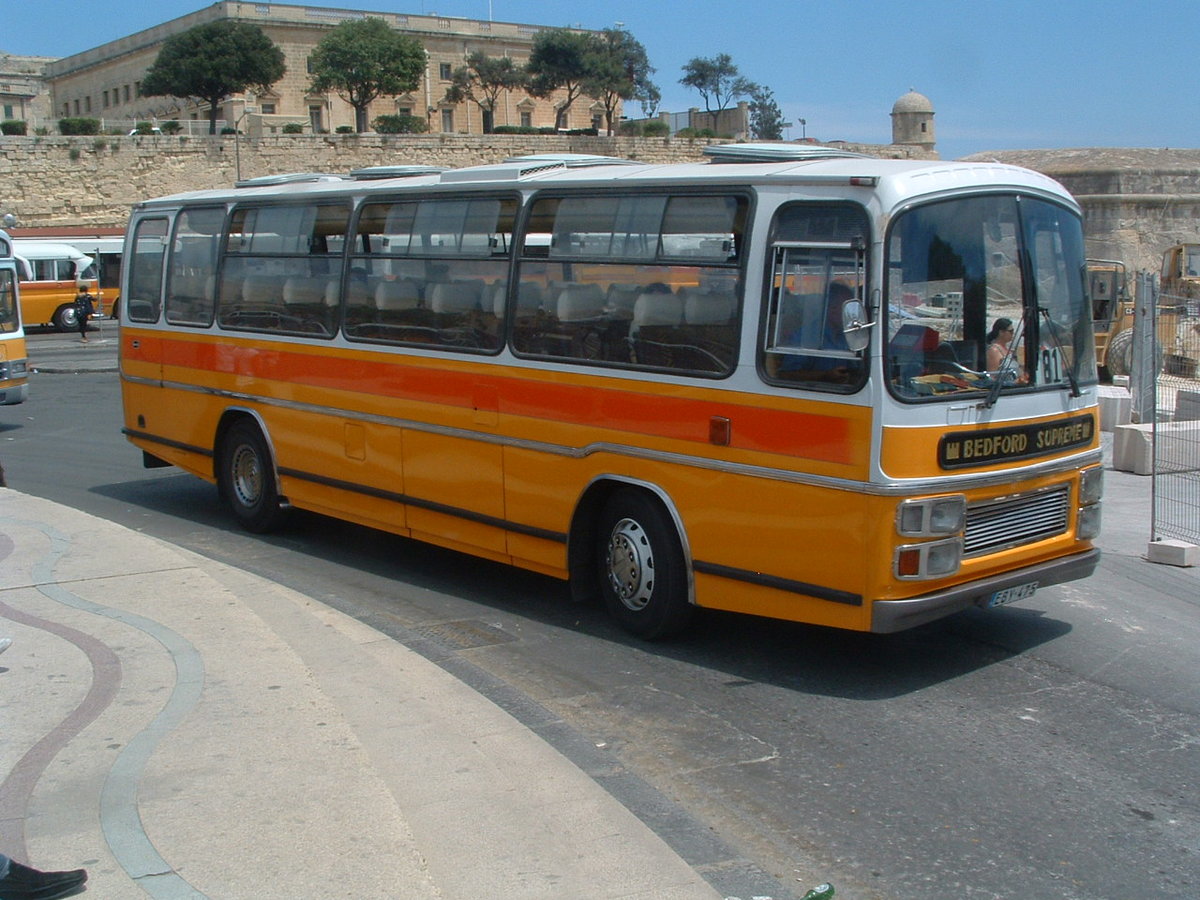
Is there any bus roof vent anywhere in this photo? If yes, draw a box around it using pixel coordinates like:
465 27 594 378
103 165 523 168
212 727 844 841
234 172 347 188
438 153 638 184
349 165 448 180
503 153 640 169
703 143 872 164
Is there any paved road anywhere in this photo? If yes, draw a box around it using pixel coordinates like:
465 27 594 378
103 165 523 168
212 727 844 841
4 331 1198 899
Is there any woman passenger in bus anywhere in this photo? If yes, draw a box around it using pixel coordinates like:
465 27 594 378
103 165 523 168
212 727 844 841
985 317 1027 383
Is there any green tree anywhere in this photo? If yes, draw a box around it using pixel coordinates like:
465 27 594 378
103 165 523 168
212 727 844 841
141 20 286 135
679 53 756 120
527 28 597 131
748 84 785 140
582 27 657 136
308 18 425 133
444 52 527 134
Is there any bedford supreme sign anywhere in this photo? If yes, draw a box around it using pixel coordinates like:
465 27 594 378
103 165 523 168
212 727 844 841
939 415 1095 469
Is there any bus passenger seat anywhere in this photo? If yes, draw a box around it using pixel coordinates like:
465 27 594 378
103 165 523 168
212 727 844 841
427 281 482 314
556 283 605 321
242 275 282 308
683 290 735 325
375 280 421 320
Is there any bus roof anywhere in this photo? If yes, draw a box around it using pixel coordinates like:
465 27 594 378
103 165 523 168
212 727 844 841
11 239 96 261
131 145 1078 215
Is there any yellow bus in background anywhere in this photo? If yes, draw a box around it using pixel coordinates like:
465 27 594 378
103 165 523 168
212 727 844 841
119 149 1103 638
0 228 30 405
12 240 96 331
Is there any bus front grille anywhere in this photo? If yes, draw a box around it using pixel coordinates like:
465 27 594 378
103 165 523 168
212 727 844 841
963 486 1071 557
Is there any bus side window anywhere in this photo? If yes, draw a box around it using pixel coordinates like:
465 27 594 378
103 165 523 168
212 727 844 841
126 218 169 323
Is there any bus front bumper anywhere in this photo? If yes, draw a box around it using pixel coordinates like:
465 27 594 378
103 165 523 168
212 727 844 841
870 547 1101 633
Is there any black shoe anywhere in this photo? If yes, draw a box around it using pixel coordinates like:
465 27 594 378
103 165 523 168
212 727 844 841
0 860 88 899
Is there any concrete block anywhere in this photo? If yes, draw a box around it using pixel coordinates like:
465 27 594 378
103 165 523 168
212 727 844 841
1113 420 1200 474
1098 384 1132 432
1112 423 1154 475
1146 539 1199 567
1175 389 1200 422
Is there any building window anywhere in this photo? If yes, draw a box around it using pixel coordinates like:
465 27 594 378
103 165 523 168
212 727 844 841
62 102 69 116
441 108 453 132
520 111 531 128
261 103 276 114
85 97 92 113
102 90 109 108
124 85 131 102
439 63 452 80
135 81 141 97
309 105 323 132
397 106 411 116
306 56 314 75
73 99 80 115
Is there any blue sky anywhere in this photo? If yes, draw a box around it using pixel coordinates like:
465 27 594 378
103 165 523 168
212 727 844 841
5 0 1194 160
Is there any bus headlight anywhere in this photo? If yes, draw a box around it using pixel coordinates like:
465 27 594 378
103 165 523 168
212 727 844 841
1080 465 1104 506
896 495 967 537
1077 503 1102 540
896 537 963 579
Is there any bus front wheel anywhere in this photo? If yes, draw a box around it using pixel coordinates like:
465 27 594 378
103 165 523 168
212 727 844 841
596 488 693 640
218 420 289 533
52 305 78 332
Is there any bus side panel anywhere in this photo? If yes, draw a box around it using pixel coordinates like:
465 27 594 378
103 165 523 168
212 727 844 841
260 405 409 535
403 430 506 557
19 281 76 327
502 440 875 630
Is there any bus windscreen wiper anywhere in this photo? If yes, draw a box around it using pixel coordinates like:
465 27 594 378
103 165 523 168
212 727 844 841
1038 306 1081 398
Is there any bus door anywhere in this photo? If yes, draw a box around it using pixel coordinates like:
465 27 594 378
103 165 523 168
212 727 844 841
122 217 170 385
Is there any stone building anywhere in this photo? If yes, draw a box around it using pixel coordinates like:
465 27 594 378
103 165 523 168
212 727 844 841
891 89 935 152
42 1 607 136
0 52 55 129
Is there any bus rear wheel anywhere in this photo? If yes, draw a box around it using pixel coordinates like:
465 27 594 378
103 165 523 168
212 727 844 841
52 304 78 332
218 420 289 533
596 488 693 640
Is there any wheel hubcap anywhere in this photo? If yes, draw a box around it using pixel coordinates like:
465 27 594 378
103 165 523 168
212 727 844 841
230 444 263 508
606 517 654 611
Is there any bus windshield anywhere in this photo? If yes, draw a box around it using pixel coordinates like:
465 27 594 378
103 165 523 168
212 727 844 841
886 194 1094 401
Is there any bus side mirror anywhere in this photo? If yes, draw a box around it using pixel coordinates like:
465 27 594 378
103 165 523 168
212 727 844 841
841 299 873 352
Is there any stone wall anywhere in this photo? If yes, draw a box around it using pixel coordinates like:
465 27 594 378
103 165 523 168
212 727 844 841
0 133 926 231
0 133 718 229
962 148 1200 273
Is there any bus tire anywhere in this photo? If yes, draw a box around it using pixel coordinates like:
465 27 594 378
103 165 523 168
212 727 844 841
596 488 693 640
52 304 78 332
218 420 289 533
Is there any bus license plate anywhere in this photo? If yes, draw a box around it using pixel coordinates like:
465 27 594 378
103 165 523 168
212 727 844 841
984 581 1038 608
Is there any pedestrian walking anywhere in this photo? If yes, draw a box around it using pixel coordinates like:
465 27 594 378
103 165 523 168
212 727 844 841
73 285 96 343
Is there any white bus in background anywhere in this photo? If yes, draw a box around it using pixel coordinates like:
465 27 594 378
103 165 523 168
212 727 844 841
12 240 96 330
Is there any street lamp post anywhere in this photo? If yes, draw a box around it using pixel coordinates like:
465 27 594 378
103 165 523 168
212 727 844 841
800 118 807 140
233 101 259 182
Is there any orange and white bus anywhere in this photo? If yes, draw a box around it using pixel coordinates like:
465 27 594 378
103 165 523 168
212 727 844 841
118 148 1103 637
0 228 30 405
12 240 97 331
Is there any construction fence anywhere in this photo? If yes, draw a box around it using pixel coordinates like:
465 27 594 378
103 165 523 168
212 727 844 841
1131 273 1200 546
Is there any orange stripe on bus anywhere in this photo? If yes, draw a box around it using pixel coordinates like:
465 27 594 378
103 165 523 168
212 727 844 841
148 333 856 464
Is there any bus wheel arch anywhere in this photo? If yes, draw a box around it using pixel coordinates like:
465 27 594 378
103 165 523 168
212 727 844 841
572 479 694 640
215 412 290 533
